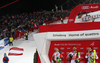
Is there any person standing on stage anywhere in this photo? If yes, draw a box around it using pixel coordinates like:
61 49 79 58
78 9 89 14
52 48 60 63
67 46 81 63
85 47 98 63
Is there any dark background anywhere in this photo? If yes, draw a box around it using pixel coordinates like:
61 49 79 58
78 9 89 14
0 0 80 16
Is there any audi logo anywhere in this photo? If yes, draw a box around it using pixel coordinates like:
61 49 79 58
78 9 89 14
81 6 89 9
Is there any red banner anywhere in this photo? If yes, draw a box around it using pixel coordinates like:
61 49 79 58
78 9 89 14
68 4 100 23
49 40 100 63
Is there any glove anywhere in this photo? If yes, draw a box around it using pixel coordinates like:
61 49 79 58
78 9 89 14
75 58 79 63
57 57 61 62
69 54 73 58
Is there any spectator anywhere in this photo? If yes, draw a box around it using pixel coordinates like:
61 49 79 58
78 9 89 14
9 36 13 46
61 17 64 24
25 31 28 40
0 10 69 40
3 53 9 63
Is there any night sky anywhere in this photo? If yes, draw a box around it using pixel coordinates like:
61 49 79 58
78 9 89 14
0 0 77 15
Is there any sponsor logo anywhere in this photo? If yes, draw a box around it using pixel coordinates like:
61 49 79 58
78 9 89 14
80 48 84 49
81 6 89 9
54 44 60 46
81 6 99 10
90 6 99 9
60 47 65 50
90 42 95 46
67 48 70 49
93 47 98 49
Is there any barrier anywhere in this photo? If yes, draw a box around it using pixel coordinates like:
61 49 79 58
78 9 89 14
0 38 9 50
4 38 9 46
0 39 4 47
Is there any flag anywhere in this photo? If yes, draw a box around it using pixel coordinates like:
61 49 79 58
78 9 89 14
8 47 24 56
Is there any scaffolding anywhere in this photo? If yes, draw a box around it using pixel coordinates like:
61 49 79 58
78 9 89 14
54 0 100 11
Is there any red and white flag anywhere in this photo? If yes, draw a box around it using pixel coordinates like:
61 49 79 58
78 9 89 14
8 47 24 56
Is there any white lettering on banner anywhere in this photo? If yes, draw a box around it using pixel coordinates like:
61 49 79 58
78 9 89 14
80 48 84 50
60 47 65 50
69 44 81 46
93 47 98 49
67 48 71 49
90 42 95 46
81 6 99 10
90 6 99 9
81 6 89 9
54 44 60 46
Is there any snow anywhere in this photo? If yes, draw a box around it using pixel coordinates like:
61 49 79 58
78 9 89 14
0 30 38 63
